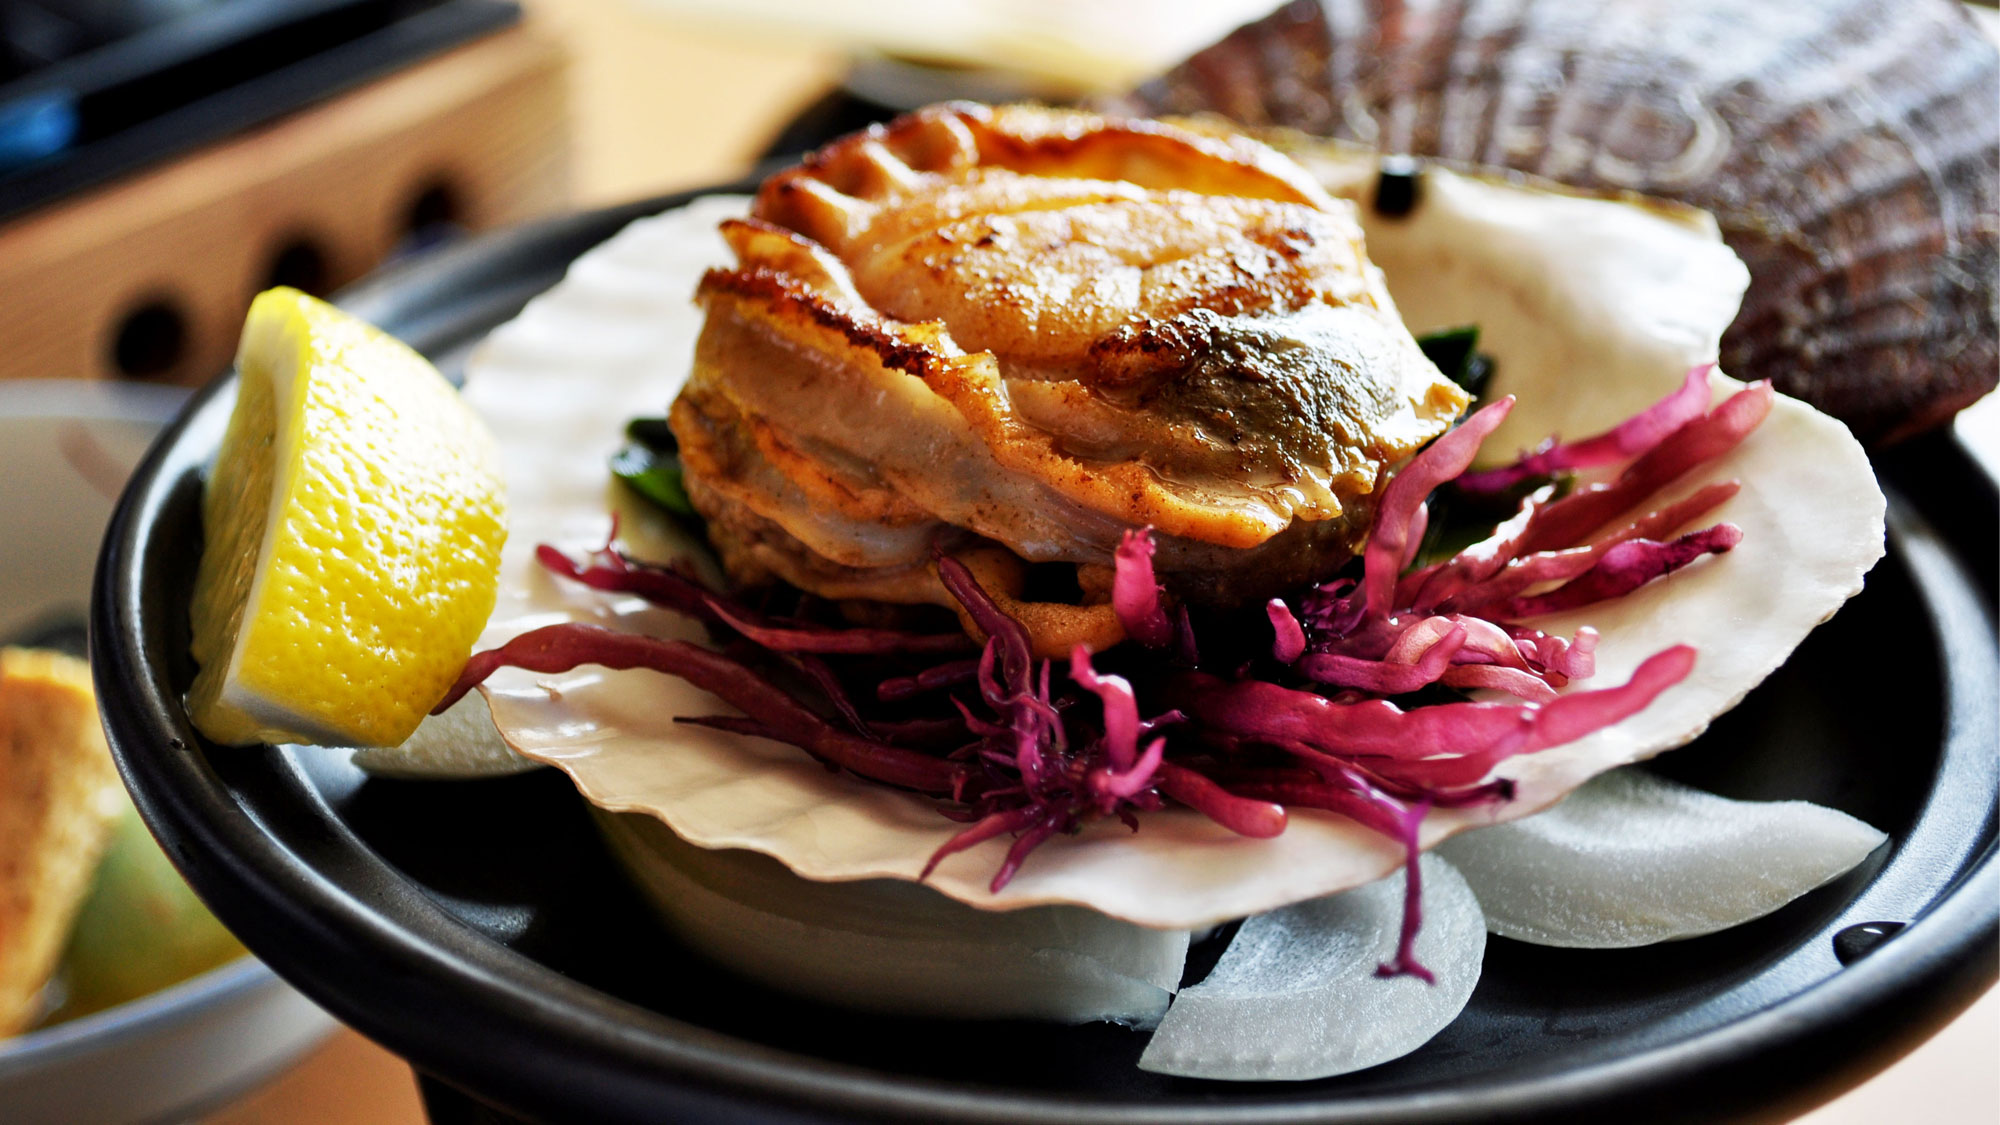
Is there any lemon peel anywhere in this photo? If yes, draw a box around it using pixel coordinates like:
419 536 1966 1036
187 287 506 748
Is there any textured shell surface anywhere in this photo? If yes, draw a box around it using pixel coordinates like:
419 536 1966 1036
1117 0 2000 446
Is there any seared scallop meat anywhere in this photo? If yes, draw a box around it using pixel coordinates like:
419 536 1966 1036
672 104 1467 653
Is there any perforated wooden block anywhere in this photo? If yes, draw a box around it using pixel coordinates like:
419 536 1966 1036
0 24 569 387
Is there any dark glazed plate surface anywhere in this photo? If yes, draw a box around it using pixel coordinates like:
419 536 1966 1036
93 187 1999 1125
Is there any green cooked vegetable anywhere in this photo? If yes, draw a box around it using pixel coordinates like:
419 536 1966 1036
45 804 244 1022
1415 325 1493 399
611 416 697 518
611 444 694 516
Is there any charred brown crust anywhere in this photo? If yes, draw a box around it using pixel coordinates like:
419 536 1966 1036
698 266 951 384
756 102 1331 237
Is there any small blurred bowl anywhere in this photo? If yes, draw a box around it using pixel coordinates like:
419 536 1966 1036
0 958 333 1125
0 379 337 1125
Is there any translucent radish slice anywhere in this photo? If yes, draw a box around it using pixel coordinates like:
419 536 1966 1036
1434 768 1887 947
597 810 1189 1026
350 691 534 779
1139 855 1483 1080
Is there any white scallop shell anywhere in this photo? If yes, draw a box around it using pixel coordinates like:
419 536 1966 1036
456 174 1883 930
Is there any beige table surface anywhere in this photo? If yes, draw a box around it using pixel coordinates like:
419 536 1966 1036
202 0 1998 1121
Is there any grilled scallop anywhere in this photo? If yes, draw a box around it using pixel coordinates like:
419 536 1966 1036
673 105 1467 652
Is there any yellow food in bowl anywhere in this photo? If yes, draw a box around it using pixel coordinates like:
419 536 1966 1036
0 648 124 1035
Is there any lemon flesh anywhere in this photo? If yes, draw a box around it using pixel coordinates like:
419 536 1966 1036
187 287 506 748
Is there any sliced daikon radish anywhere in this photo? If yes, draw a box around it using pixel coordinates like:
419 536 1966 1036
350 691 536 779
597 810 1189 1026
1139 855 1483 1080
1434 768 1887 947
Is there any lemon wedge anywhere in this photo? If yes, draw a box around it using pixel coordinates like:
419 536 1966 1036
186 288 506 748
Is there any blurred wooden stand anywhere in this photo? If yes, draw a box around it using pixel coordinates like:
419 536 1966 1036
0 24 568 387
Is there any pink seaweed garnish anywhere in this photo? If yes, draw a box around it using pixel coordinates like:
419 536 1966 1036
1455 364 1715 494
1113 527 1174 647
443 365 1760 981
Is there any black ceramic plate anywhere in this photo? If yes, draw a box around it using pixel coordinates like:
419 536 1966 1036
93 186 1999 1125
